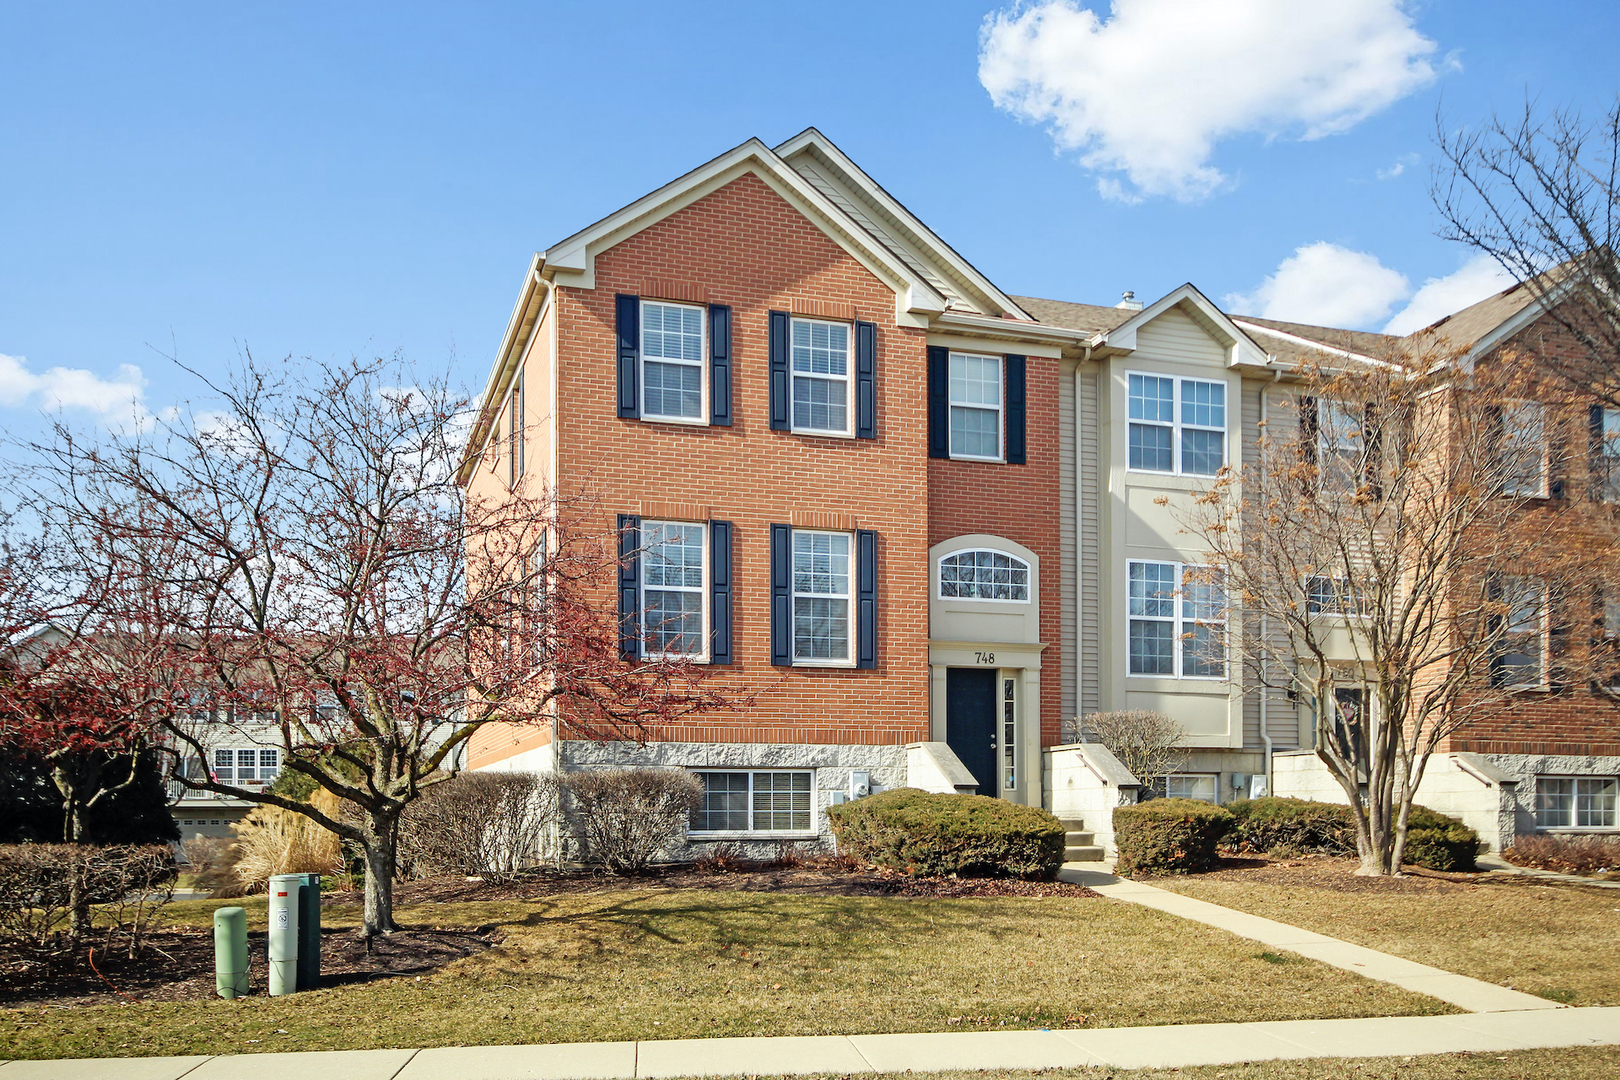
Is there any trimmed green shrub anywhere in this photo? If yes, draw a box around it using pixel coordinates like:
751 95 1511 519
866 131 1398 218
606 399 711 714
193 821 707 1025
1113 798 1233 876
1225 797 1356 856
826 788 1065 880
1401 806 1479 872
1224 797 1478 871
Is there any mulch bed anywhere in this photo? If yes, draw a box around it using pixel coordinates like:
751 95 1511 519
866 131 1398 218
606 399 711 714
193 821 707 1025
326 859 1102 905
0 925 501 1009
1168 852 1541 893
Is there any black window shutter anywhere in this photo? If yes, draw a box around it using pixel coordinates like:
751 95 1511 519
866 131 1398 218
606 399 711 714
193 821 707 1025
616 295 640 419
769 311 791 431
1004 354 1026 464
1549 407 1567 499
709 520 733 664
1485 574 1506 687
1362 403 1382 499
709 304 732 427
856 529 878 669
927 346 949 458
1298 396 1318 496
770 524 792 665
1591 405 1607 501
855 320 877 439
1548 584 1572 693
617 514 641 660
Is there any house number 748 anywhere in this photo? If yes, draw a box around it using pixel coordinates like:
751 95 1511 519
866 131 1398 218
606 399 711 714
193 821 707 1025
974 652 996 664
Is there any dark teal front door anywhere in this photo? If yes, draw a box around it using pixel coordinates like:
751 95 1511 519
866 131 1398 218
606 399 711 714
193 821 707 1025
945 667 997 795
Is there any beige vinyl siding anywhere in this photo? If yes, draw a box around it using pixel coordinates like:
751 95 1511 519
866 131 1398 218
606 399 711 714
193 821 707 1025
1133 307 1229 366
1242 381 1263 749
1079 366 1101 717
1059 361 1078 729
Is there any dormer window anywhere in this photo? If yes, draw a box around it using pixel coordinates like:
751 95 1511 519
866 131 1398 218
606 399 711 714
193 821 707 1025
939 549 1030 602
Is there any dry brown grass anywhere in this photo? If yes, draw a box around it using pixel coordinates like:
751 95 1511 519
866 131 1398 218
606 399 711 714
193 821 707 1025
0 884 1450 1059
1155 859 1620 1006
229 790 343 890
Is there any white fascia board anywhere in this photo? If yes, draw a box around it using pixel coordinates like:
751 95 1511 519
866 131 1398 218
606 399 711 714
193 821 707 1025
458 262 549 487
930 311 1083 356
1232 319 1396 370
773 127 1034 322
540 137 943 314
1100 283 1270 368
1462 277 1572 364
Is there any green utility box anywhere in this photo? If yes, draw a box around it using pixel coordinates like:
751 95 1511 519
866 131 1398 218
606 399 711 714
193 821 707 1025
214 906 249 998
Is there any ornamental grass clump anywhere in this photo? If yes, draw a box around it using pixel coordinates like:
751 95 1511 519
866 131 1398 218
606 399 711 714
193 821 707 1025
1113 798 1233 876
826 788 1065 880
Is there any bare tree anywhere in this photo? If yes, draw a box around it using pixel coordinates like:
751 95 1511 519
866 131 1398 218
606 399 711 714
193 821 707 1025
1432 97 1620 405
1178 353 1612 875
1080 710 1188 788
30 354 743 937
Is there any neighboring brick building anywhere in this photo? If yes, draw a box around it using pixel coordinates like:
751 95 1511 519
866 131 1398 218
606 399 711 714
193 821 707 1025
461 129 1618 854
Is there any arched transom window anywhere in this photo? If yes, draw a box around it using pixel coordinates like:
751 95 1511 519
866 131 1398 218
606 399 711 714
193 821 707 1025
939 549 1031 601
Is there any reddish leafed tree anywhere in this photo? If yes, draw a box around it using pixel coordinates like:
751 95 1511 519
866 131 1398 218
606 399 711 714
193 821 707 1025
34 355 743 937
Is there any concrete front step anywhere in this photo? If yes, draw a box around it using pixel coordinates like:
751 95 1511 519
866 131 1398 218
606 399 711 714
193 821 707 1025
1064 830 1096 846
1064 844 1105 861
1057 818 1086 832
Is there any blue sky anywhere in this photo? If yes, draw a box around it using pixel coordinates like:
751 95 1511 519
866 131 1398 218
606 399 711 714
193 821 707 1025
3 0 1618 439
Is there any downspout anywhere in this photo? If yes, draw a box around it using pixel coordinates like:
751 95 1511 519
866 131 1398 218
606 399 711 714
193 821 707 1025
1256 368 1283 796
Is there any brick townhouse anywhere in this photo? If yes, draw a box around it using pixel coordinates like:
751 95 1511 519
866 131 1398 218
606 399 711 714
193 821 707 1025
461 129 1618 855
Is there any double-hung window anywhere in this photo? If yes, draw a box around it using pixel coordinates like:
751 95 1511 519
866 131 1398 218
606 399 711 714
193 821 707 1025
792 530 851 663
1497 576 1547 688
691 770 814 833
641 520 706 658
1128 560 1226 678
1536 776 1618 829
214 748 279 784
1127 374 1226 476
791 318 851 435
1499 401 1548 497
1317 399 1368 491
1595 406 1620 501
949 353 1002 459
641 300 705 421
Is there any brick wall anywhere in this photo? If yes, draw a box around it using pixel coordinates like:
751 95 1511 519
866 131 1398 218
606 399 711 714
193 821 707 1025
470 171 935 767
928 353 1065 746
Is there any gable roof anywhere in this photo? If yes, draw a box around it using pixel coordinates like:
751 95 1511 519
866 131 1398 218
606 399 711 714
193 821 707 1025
774 128 1032 321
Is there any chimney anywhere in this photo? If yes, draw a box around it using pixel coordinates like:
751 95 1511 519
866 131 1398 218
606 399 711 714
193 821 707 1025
1117 290 1144 311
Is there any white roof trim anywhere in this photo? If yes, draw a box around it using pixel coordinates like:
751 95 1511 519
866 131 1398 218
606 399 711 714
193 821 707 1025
773 127 1033 322
1233 319 1389 367
540 137 946 316
1099 284 1271 368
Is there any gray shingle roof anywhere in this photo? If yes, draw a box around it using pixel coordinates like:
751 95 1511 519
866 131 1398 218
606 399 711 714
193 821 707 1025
1011 295 1139 336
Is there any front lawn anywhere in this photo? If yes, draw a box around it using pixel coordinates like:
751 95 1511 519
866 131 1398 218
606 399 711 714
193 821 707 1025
1153 857 1620 1006
0 880 1451 1059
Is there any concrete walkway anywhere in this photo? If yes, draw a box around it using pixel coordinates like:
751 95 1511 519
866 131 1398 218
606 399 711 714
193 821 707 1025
1055 866 1560 1013
2 1008 1617 1079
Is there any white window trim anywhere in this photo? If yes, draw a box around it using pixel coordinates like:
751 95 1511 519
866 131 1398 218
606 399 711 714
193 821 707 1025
1500 575 1550 691
1305 574 1370 618
1125 372 1228 478
1126 559 1228 681
937 548 1033 604
640 519 709 663
1534 775 1619 831
947 351 1004 462
791 528 855 668
212 747 280 786
688 769 819 837
640 299 708 426
1500 400 1549 499
790 316 855 438
1160 773 1220 803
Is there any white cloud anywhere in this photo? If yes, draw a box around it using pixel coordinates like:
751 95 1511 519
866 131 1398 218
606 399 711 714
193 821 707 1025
0 351 154 432
1375 152 1420 181
1382 254 1515 335
1225 242 1410 328
978 0 1443 202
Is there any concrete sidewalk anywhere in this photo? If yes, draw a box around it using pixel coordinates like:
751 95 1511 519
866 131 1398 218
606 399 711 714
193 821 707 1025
1057 866 1560 1013
2 1008 1617 1079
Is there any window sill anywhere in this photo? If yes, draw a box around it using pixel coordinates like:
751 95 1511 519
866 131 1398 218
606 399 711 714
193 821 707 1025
788 427 856 441
791 659 857 670
639 415 711 428
948 453 1005 464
